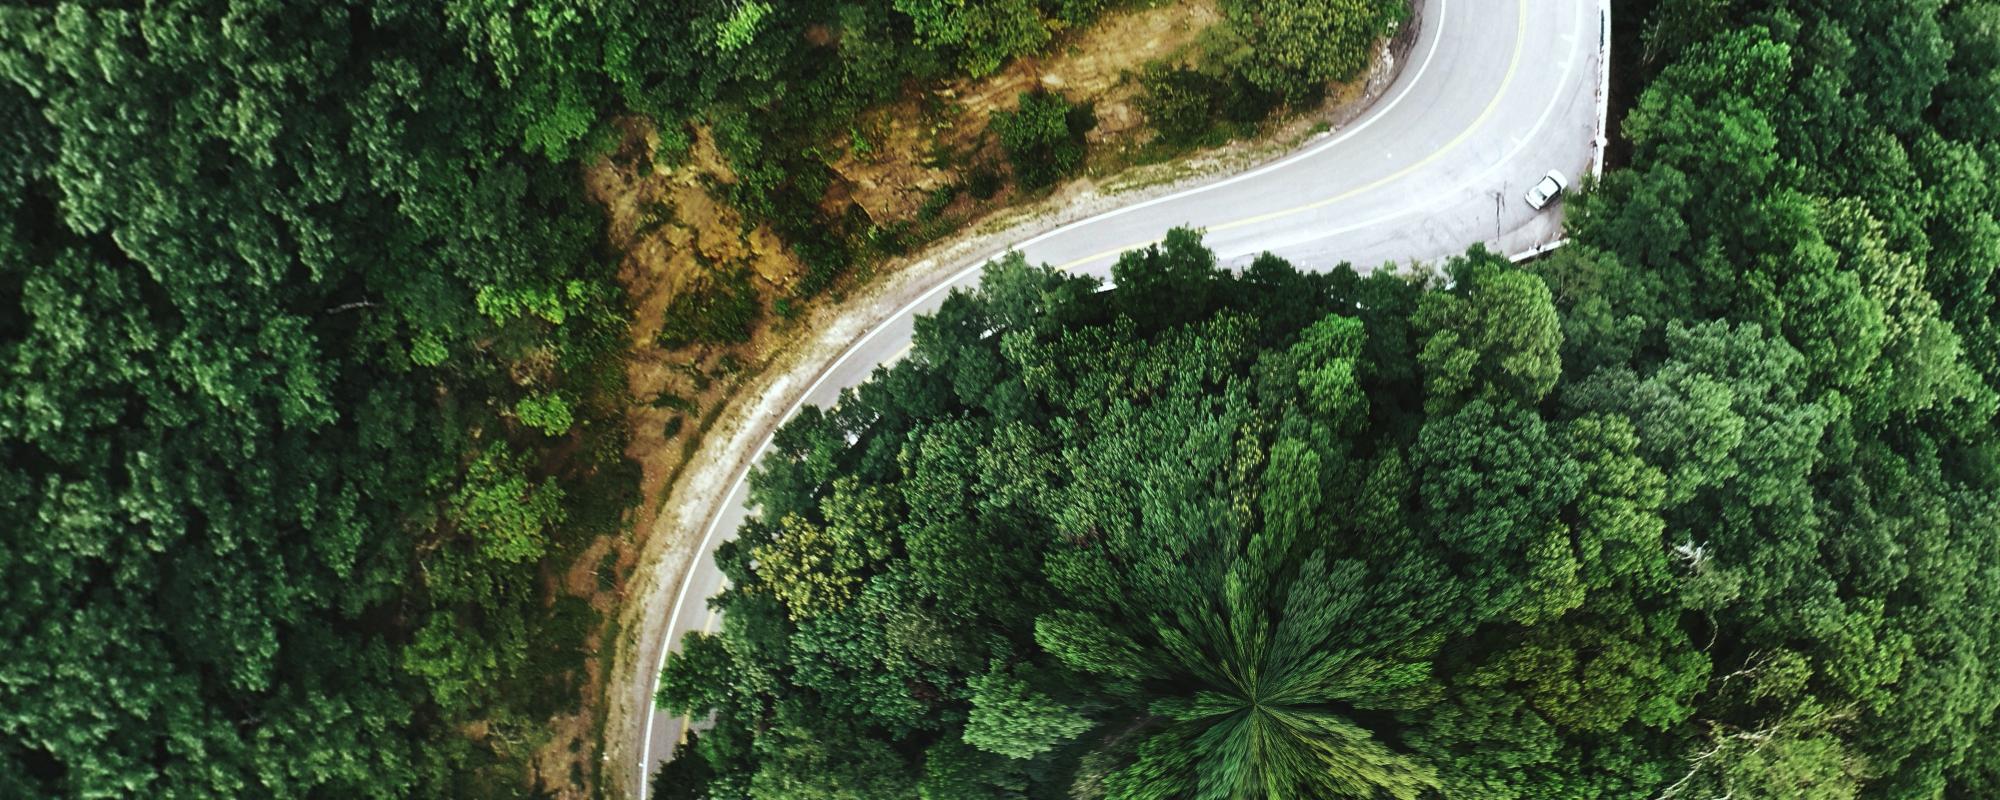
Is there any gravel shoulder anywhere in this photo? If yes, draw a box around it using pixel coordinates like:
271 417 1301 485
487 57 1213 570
596 9 1431 797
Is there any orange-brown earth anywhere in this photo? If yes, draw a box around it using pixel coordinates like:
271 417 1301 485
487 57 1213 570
526 0 1414 794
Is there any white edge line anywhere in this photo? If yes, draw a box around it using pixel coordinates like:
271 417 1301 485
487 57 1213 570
1208 0 1586 268
635 1 1456 795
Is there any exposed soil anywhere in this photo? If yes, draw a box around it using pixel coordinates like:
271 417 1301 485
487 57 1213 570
537 2 1424 795
523 122 811 799
828 0 1224 223
582 123 802 525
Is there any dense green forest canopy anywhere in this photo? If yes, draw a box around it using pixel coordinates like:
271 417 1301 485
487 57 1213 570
655 0 2000 797
0 1 639 796
0 0 1402 796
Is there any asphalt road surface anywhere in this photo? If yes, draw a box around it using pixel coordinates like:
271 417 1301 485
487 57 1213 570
634 0 1604 793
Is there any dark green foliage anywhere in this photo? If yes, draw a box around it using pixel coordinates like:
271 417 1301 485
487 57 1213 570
1136 64 1283 148
658 268 763 350
593 0 1128 299
1211 0 1406 101
659 10 2000 780
898 0 1053 77
653 733 718 800
0 0 635 795
1138 65 1230 146
967 162 1005 200
992 90 1095 191
1414 247 1565 414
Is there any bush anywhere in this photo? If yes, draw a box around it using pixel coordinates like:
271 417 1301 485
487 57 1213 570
917 184 960 223
514 596 598 718
657 268 761 350
1138 65 1229 147
1136 63 1285 152
966 162 1004 199
1214 0 1404 101
992 90 1094 191
1218 71 1286 125
516 392 576 436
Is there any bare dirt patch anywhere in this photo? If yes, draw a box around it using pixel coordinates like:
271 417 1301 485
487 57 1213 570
829 0 1223 223
549 2 1426 796
523 121 813 799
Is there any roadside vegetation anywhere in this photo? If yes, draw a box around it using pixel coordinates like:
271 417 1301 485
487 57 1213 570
0 3 638 795
0 0 1403 797
655 1 2000 798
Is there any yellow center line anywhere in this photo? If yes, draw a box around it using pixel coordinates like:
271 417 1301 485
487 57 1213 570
676 606 725 747
1052 0 1529 273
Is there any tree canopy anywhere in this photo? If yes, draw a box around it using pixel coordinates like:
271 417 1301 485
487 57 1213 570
658 3 2000 794
0 0 636 794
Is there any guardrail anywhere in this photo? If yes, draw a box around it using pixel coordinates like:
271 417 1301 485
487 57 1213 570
1509 237 1569 264
1513 0 1609 264
1591 0 1611 179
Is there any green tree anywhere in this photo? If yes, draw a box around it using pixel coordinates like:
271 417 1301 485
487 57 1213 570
895 0 1051 77
1414 250 1565 414
992 90 1092 191
963 662 1092 760
1211 0 1403 101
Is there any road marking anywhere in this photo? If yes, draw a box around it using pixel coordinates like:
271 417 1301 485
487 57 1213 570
1237 0 1587 258
1050 0 1529 273
675 606 725 747
637 0 1464 793
638 1 1601 791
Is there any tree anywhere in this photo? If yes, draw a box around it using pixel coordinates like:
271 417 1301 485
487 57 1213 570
1211 0 1404 101
451 444 569 565
963 662 1092 760
895 0 1051 77
992 90 1092 191
657 631 733 717
1415 401 1584 627
653 12 2000 783
1414 250 1565 414
0 0 635 793
750 514 865 620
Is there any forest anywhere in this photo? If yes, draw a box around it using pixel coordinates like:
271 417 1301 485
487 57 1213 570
0 0 1402 797
654 0 2000 798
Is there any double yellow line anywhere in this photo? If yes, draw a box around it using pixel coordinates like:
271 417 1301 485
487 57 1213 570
1052 0 1529 273
662 0 1533 770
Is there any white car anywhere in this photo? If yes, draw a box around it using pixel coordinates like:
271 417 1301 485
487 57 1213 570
1525 169 1568 210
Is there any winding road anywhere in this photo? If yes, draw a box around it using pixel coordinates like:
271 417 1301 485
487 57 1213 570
625 0 1605 794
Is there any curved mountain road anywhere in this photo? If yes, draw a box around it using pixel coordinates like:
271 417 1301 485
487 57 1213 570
626 0 1604 794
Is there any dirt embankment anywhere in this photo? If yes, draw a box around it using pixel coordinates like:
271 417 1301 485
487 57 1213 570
544 1 1423 795
826 0 1224 224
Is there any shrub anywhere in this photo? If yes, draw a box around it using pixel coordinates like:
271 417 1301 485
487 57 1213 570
650 391 695 412
1219 71 1286 125
967 162 1004 199
657 268 761 350
516 392 576 436
1138 65 1228 146
992 90 1094 191
1214 0 1404 101
1132 62 1284 156
918 184 959 223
